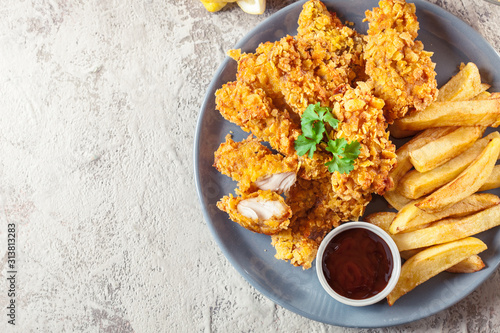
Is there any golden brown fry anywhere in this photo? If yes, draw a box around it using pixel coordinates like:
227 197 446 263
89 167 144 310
364 211 397 232
436 62 484 102
387 237 487 305
391 204 500 251
408 126 484 173
390 127 457 188
397 132 500 199
446 254 485 274
389 193 500 234
383 190 412 211
416 137 500 213
399 249 484 273
394 98 500 131
479 165 500 192
388 124 420 139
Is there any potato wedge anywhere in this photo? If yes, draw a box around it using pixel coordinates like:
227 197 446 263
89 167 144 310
390 193 500 234
392 204 500 251
387 237 487 305
409 126 484 172
436 62 483 102
416 137 500 213
479 165 500 192
393 99 500 131
397 132 500 199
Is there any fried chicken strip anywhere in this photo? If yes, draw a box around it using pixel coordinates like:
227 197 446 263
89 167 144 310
364 0 438 122
329 82 397 198
215 81 300 156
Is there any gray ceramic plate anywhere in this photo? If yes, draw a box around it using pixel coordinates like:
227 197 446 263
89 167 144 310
194 0 500 328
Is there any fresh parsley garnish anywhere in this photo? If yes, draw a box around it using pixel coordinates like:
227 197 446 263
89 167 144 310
294 103 360 174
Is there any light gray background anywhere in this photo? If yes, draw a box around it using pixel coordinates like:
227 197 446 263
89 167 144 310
0 0 499 332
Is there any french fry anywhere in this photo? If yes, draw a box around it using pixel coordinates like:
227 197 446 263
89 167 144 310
397 132 500 199
479 165 500 192
389 193 500 234
446 254 485 274
416 138 500 213
393 99 500 131
387 237 487 305
436 63 484 102
389 124 420 139
383 190 412 211
473 91 492 100
391 204 500 251
366 213 486 274
364 212 397 231
408 126 484 172
400 249 484 273
390 127 458 188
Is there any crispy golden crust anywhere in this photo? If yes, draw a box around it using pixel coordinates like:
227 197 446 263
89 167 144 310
215 81 300 156
329 83 397 197
216 190 292 235
364 0 438 122
214 134 298 193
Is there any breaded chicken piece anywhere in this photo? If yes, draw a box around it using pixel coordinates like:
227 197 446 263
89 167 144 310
217 190 292 235
215 81 300 156
266 0 366 115
214 134 298 194
364 0 438 122
329 82 397 197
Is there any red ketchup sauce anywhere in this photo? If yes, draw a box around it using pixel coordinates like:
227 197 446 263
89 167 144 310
321 228 393 300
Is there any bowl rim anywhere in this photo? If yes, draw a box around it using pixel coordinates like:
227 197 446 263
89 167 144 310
315 221 401 307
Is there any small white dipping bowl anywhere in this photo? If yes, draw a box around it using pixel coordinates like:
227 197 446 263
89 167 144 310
316 221 401 307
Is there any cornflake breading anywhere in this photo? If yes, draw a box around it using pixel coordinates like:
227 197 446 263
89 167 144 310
329 82 397 198
215 81 300 156
364 0 438 122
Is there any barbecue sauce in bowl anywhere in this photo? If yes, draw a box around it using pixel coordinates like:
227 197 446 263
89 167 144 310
321 228 393 300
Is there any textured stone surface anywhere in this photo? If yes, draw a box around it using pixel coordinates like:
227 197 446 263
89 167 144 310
0 0 499 332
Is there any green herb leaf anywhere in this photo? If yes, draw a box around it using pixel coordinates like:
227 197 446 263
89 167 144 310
323 111 339 129
294 103 359 174
294 135 318 158
325 139 361 174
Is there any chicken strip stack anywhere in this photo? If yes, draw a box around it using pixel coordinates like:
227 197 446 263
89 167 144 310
364 0 438 122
